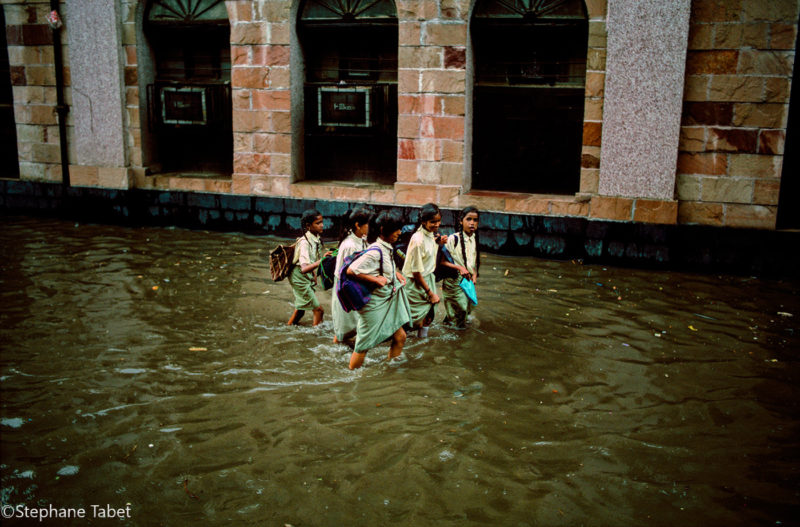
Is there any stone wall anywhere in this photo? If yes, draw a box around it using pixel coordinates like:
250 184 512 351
4 179 800 277
2 0 798 231
227 0 293 196
3 0 61 183
677 0 798 228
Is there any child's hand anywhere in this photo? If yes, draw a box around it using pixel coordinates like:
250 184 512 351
437 235 448 246
375 276 389 287
323 251 332 258
458 266 470 278
428 292 440 304
396 272 406 285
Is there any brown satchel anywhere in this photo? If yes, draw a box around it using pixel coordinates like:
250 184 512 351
269 242 296 281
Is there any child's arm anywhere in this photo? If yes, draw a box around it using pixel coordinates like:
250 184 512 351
412 271 439 304
439 260 471 279
347 268 389 288
300 260 321 274
298 243 330 274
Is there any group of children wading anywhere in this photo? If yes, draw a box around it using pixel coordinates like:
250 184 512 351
284 203 481 370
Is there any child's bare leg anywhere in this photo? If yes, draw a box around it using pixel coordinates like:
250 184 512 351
312 306 324 326
349 351 366 370
335 330 356 345
287 309 304 325
388 328 406 360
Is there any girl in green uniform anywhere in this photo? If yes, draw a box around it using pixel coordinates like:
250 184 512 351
287 209 330 326
401 203 446 338
332 206 372 344
441 206 480 328
346 210 411 369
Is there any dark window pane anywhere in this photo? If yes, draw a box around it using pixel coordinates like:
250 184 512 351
300 2 398 184
472 0 587 194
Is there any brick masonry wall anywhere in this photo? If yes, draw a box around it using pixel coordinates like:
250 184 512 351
3 0 62 183
580 0 608 197
5 1 796 231
395 0 468 207
121 1 142 183
228 0 293 197
678 0 799 229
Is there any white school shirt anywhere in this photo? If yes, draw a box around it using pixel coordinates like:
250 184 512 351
402 227 437 278
335 232 367 275
348 238 396 281
445 231 477 275
293 232 322 266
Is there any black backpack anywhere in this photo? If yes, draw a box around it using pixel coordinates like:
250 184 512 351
317 249 338 290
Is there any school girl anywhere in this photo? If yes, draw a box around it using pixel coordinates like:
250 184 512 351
441 206 480 328
287 209 329 326
332 206 372 343
346 210 411 369
401 203 446 337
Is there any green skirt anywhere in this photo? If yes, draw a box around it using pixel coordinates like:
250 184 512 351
441 276 472 328
405 272 436 327
332 275 359 340
288 265 319 310
354 283 411 354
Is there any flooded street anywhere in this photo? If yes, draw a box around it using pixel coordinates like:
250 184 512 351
1 215 799 526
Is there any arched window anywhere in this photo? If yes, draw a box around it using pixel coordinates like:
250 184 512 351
144 0 232 175
471 0 587 194
298 0 398 184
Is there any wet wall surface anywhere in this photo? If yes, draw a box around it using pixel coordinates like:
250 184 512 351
3 180 800 277
1 215 799 526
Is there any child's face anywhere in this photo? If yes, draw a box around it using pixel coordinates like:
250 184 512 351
353 222 368 238
462 212 479 235
422 214 441 234
386 229 402 244
308 216 324 235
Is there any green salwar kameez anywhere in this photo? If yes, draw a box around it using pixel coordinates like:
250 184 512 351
288 232 323 310
349 239 411 354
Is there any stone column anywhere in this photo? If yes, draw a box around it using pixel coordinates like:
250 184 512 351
66 0 130 188
598 0 691 200
396 0 467 206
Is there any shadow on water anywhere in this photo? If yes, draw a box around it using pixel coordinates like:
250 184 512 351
1 215 799 526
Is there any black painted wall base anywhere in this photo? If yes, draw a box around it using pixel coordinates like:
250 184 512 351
2 180 798 278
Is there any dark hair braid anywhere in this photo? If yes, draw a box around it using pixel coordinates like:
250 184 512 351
458 206 480 276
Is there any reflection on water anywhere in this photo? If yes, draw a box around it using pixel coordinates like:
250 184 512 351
1 215 799 526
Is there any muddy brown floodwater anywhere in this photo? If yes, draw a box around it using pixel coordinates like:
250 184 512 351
1 215 799 526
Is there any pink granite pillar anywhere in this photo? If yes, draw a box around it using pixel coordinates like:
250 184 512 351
598 0 691 200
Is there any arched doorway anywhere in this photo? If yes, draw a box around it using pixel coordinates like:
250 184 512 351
471 0 588 194
143 0 232 176
298 0 398 184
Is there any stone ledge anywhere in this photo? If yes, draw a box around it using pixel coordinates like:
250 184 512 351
2 181 799 277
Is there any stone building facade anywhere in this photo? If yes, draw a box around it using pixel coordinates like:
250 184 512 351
1 0 797 231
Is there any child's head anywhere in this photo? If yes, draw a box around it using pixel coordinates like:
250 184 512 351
418 203 442 234
301 209 324 236
459 206 479 235
375 209 404 243
347 206 373 238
